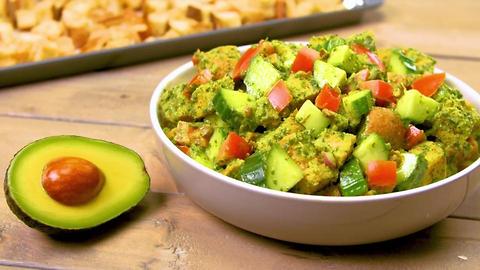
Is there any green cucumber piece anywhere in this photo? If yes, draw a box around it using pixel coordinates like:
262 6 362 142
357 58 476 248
236 152 267 187
343 89 374 119
244 56 281 98
313 60 347 88
389 50 416 74
395 153 428 191
213 88 257 131
295 100 330 134
389 50 408 75
395 90 439 124
339 158 368 196
353 133 390 170
265 145 304 191
206 128 228 162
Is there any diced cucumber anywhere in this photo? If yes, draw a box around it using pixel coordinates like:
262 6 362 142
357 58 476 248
265 145 304 191
388 50 416 74
244 56 281 98
313 60 347 88
295 100 330 134
236 152 267 187
388 50 408 75
395 90 439 124
206 128 228 162
190 145 214 169
395 153 428 191
339 158 368 196
353 133 390 170
342 90 374 119
213 88 257 131
327 45 361 74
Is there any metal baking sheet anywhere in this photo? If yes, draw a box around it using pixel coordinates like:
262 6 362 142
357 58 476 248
0 0 383 87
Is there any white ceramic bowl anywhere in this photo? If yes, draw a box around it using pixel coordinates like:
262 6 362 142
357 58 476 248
149 45 480 245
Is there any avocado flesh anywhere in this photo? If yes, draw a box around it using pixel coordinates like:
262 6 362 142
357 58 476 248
4 135 150 232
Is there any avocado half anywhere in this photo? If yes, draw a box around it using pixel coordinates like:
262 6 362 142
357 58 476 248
4 135 150 234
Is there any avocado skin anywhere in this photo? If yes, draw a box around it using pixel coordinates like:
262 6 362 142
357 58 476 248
3 135 151 234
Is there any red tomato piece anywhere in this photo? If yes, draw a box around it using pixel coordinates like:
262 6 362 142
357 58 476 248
411 73 446 97
405 124 426 150
366 160 397 191
217 132 252 161
232 46 260 81
291 47 321 73
189 69 213 86
178 145 190 155
362 80 395 105
351 43 385 72
351 43 369 54
183 69 213 98
315 85 341 112
268 80 292 112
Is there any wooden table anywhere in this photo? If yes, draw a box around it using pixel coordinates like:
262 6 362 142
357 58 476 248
1 0 480 269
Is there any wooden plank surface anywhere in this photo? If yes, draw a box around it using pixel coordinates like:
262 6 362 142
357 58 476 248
1 0 480 269
289 0 480 58
2 192 480 270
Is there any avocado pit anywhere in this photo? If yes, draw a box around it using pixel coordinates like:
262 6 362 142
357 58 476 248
42 157 104 206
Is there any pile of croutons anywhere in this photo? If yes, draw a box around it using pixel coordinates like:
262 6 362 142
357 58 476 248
0 0 343 67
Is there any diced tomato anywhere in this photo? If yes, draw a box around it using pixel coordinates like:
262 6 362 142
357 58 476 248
183 69 213 98
366 160 397 192
351 43 385 72
405 124 426 150
351 44 369 54
178 145 190 155
411 73 446 97
355 69 370 81
217 132 252 161
268 80 292 112
189 69 212 86
362 80 395 106
315 85 341 112
291 47 321 73
232 46 260 81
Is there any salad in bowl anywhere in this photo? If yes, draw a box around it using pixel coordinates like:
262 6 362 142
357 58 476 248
150 31 480 245
156 31 480 197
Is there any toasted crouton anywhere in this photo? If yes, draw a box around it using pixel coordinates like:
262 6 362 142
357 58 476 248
210 10 241 29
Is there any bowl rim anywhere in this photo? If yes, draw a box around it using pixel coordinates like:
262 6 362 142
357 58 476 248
149 43 480 204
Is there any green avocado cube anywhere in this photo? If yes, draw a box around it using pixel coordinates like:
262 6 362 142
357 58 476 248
295 100 330 134
327 45 362 74
395 90 440 124
313 60 347 88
